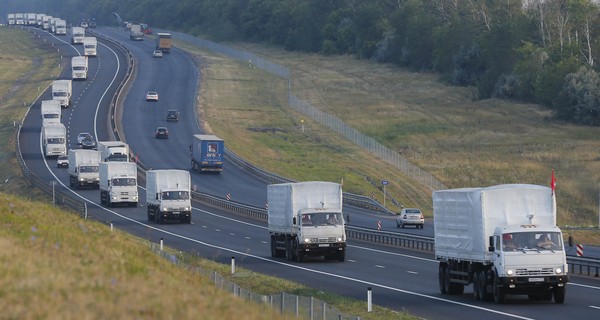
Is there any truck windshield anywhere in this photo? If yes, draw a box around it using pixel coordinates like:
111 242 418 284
502 231 563 251
79 166 98 173
53 92 68 97
161 191 189 200
43 114 59 119
73 66 86 70
302 212 342 226
112 178 136 186
107 155 127 161
84 45 95 48
47 138 65 144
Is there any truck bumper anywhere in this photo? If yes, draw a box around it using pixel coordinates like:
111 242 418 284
298 242 346 256
157 211 192 222
499 275 569 294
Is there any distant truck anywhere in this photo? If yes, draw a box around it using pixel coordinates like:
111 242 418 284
99 162 138 207
268 181 346 262
129 23 144 40
71 26 85 44
40 100 61 125
155 32 172 53
42 15 52 30
36 14 45 27
434 184 568 304
97 141 129 162
51 79 72 108
71 56 88 80
15 13 25 25
42 123 67 157
83 37 97 57
27 13 37 25
146 170 191 224
7 14 15 26
191 134 224 173
55 19 67 35
68 149 100 189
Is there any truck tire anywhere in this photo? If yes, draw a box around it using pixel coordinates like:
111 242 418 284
147 207 153 221
439 263 448 294
285 240 296 261
270 238 277 258
478 271 491 301
493 275 505 304
473 272 481 300
553 286 566 304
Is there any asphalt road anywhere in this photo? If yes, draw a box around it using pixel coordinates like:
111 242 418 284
17 26 600 319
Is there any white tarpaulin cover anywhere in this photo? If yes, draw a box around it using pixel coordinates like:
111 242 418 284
268 181 342 233
433 184 555 262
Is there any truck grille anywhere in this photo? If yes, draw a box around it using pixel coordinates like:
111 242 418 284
309 237 339 243
120 192 129 195
515 268 554 276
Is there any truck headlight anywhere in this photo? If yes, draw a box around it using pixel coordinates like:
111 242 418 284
304 238 311 243
555 268 562 274
337 237 343 242
506 269 514 276
133 196 138 200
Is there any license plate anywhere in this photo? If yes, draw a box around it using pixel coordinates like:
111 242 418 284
172 212 180 215
318 244 329 247
529 277 544 282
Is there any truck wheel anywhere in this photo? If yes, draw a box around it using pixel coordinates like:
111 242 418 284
270 238 277 258
439 263 448 294
147 207 152 221
553 286 566 304
478 271 492 301
493 275 505 304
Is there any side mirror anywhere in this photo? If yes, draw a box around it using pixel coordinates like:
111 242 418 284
292 217 297 225
488 235 495 252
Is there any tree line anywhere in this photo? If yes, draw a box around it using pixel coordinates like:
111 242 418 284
7 0 600 125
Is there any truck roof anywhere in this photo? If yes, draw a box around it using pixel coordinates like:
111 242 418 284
193 134 223 141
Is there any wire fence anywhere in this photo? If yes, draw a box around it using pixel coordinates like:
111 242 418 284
159 29 445 193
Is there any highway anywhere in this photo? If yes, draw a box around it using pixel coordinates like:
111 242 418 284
16 26 600 319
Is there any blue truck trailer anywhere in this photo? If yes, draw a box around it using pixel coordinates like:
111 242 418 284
191 134 224 173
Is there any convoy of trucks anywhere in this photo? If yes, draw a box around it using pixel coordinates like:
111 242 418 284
433 184 568 304
51 79 72 108
71 26 85 44
42 123 67 157
68 149 100 189
99 162 138 207
97 141 130 162
83 37 97 57
191 134 224 173
40 100 61 125
146 170 192 224
268 181 346 262
129 24 144 40
155 32 172 53
71 56 88 80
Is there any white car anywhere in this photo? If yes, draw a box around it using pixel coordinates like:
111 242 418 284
152 50 163 58
56 155 69 168
396 208 424 229
146 91 159 101
77 132 92 145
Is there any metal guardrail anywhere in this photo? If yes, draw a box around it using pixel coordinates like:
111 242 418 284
13 27 600 280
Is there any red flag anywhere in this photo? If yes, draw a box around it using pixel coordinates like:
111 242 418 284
551 169 556 194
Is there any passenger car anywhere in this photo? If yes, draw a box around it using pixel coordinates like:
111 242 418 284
146 91 159 101
166 109 179 121
81 135 96 149
155 127 168 139
152 50 163 58
396 208 424 229
56 155 69 168
77 132 92 144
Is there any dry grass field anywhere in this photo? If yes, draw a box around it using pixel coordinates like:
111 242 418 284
180 39 600 236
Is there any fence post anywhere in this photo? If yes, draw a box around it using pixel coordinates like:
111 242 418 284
367 287 372 312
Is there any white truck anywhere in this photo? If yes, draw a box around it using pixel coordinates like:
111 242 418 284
146 170 191 224
36 14 45 28
42 15 52 30
52 79 72 108
55 19 67 35
7 14 15 26
71 26 85 44
40 100 61 125
97 141 129 162
99 162 138 207
68 149 100 189
434 184 568 304
42 123 66 157
27 13 37 25
71 56 88 80
268 181 346 262
15 13 25 25
129 23 144 40
83 37 97 57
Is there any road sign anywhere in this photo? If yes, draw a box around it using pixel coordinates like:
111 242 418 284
382 180 388 185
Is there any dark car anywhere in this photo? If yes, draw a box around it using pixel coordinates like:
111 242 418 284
166 109 179 122
81 136 96 149
155 127 168 139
